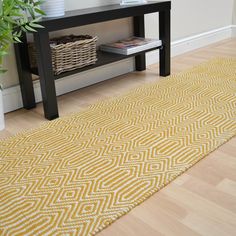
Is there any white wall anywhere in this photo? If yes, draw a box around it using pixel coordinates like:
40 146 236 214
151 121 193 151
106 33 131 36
65 0 234 41
233 0 236 24
171 0 233 40
0 0 234 88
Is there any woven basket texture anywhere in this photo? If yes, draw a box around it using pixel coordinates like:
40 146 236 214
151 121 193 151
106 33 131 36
29 35 98 75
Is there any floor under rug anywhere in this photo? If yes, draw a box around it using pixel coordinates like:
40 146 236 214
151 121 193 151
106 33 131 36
0 58 236 235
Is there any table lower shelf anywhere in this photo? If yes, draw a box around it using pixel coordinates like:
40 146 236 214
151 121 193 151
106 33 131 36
30 47 161 80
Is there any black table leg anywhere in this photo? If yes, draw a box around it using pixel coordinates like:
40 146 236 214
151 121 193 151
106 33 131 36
34 30 59 120
14 33 36 109
159 10 171 76
133 15 146 71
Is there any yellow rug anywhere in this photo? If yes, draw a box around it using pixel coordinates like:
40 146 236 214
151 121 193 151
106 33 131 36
0 58 236 235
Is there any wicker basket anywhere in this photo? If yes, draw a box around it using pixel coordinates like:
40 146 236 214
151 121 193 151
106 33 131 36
29 35 98 75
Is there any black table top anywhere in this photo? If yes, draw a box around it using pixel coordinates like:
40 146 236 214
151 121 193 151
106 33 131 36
37 1 171 31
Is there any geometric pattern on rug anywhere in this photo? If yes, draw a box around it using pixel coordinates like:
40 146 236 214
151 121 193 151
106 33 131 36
0 58 236 235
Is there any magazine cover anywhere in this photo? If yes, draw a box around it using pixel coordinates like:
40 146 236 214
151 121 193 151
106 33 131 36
100 37 162 55
103 37 156 49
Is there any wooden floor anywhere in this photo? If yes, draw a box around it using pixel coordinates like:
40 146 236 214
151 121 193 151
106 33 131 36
1 38 236 235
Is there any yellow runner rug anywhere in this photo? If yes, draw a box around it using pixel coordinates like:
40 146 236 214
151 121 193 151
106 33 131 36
1 58 236 235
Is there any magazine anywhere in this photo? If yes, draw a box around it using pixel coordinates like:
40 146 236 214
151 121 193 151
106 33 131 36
100 37 162 55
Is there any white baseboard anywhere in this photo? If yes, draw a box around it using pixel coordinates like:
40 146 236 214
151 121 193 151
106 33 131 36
232 25 236 37
2 25 235 113
3 59 134 113
146 25 233 65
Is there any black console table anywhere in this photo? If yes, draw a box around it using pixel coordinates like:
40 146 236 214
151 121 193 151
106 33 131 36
14 1 171 120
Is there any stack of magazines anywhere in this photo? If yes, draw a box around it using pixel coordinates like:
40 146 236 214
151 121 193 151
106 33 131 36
100 37 162 55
